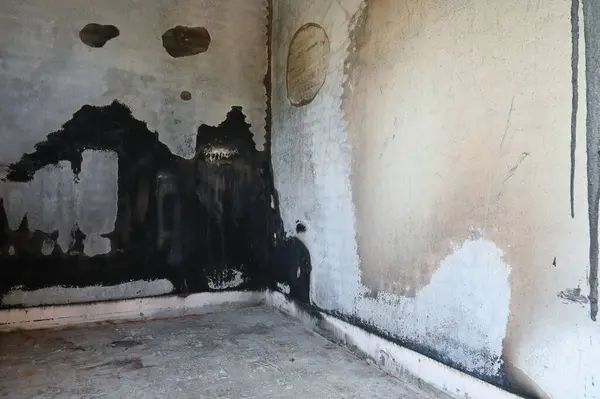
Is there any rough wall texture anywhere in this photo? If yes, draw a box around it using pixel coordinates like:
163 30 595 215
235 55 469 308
272 0 600 397
0 0 298 307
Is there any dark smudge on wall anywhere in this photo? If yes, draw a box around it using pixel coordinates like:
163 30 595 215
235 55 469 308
162 26 211 58
570 0 579 219
79 24 120 48
583 0 600 321
0 101 310 306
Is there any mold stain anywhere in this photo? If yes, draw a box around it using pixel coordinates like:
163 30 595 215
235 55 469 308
79 24 120 48
161 26 211 58
0 101 310 305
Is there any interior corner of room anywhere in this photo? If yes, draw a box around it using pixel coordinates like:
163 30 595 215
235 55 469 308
1 0 598 398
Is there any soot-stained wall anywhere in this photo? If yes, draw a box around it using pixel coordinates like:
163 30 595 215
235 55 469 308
0 0 311 308
272 0 600 398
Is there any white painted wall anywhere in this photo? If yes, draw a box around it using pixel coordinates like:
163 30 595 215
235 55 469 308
271 0 600 397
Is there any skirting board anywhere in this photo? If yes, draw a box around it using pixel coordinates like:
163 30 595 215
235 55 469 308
0 291 264 332
0 288 521 399
265 290 522 399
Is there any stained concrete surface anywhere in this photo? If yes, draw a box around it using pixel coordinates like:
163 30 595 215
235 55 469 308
0 305 449 398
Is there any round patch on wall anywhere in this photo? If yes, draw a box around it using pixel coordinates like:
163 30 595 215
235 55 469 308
180 90 192 101
79 23 120 48
286 23 330 107
162 26 211 58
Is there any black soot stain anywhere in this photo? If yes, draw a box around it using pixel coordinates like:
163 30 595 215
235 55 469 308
570 0 580 219
79 23 120 48
583 0 600 321
162 26 211 58
0 101 311 307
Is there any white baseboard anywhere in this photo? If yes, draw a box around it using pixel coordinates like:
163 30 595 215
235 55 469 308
0 288 522 399
265 290 521 399
0 291 264 332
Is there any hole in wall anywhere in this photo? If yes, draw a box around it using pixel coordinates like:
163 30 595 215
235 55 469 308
286 23 330 107
79 23 120 48
180 91 192 101
162 26 211 58
295 220 307 233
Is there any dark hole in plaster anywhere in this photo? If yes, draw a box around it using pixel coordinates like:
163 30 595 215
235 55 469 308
180 91 192 101
295 221 306 233
79 23 120 48
162 26 211 58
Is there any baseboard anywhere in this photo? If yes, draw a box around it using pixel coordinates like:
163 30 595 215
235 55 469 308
0 291 264 332
265 290 522 399
0 288 523 399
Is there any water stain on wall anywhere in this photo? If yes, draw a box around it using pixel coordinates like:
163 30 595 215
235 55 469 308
162 26 211 58
79 23 120 48
0 101 310 306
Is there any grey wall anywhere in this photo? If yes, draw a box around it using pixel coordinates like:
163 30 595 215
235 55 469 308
0 0 268 306
271 0 600 398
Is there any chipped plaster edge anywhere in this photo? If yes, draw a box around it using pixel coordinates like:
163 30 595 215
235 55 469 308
0 291 265 332
265 290 522 399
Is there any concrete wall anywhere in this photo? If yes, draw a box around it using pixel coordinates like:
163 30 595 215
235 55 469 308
0 0 268 306
271 0 600 397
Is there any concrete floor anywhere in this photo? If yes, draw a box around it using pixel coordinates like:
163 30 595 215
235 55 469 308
0 305 450 398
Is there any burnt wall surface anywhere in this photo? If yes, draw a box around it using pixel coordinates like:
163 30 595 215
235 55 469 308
0 0 311 307
0 102 310 307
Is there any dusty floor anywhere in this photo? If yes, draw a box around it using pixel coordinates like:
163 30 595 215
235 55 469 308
0 305 450 398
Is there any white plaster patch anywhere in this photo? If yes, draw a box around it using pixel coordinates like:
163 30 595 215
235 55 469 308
203 147 240 163
0 160 76 252
0 151 118 256
82 235 112 257
1 279 174 307
40 239 55 256
355 238 511 376
277 282 291 294
76 151 118 256
208 270 245 290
